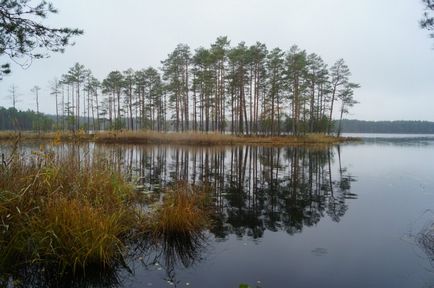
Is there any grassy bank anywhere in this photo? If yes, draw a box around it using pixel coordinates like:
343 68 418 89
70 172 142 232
0 130 358 146
0 151 211 280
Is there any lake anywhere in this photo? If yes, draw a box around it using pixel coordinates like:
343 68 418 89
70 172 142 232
1 135 434 288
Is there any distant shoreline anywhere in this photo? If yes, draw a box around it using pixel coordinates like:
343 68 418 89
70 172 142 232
339 119 434 134
0 131 358 146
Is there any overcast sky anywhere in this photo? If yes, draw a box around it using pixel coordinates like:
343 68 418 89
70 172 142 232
0 0 433 121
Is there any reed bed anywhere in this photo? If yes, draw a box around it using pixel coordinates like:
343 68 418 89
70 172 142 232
0 152 138 272
0 130 357 146
94 130 353 146
0 148 213 280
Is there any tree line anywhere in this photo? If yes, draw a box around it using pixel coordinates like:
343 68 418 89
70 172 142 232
0 107 52 131
11 37 359 135
337 119 434 134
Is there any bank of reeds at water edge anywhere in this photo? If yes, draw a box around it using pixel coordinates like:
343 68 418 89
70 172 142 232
0 149 212 277
0 130 358 146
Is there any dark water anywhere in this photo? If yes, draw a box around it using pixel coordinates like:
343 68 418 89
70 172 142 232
1 138 434 288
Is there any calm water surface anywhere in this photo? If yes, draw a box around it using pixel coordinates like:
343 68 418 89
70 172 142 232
1 136 434 288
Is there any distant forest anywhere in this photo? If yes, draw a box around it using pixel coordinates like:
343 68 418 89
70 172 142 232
0 107 52 131
338 119 434 134
1 107 434 134
10 37 359 135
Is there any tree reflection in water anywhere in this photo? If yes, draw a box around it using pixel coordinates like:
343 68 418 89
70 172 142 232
102 144 357 240
0 143 357 287
120 144 356 285
69 144 356 241
0 263 123 288
135 225 207 287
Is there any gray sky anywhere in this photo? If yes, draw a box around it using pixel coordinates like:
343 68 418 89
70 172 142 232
1 0 433 121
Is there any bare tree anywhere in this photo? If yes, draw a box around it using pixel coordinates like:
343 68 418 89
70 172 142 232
31 85 41 133
7 85 20 109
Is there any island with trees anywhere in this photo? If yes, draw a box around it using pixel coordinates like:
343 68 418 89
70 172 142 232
1 39 360 144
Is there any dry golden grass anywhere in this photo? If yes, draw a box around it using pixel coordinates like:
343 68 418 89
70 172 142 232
0 130 92 141
29 198 128 270
142 182 211 268
95 130 355 146
0 130 357 146
0 152 137 272
146 182 211 240
0 147 214 275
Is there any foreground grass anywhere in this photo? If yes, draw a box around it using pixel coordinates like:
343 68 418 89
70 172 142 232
0 130 357 146
0 151 211 280
0 153 138 272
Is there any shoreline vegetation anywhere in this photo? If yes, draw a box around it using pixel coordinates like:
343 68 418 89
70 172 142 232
0 150 211 284
0 131 359 146
1 37 360 138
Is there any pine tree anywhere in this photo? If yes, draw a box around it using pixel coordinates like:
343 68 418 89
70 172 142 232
0 0 82 79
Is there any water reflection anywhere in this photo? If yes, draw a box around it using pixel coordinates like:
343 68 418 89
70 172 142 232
132 145 354 237
0 143 357 287
9 143 357 239
135 228 207 287
42 144 355 239
0 264 123 288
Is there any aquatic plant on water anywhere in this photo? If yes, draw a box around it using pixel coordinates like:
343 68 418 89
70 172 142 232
144 182 212 267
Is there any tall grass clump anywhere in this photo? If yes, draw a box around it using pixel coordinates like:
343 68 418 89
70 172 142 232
148 182 211 238
0 151 138 273
144 182 211 267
